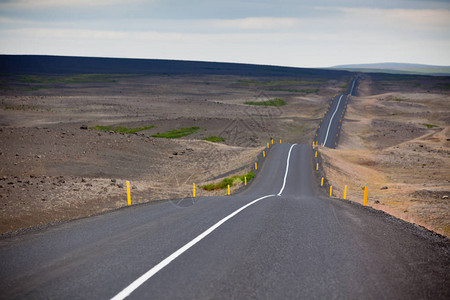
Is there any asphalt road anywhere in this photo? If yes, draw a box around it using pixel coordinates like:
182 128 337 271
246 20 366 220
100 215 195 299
1 80 449 298
316 78 357 148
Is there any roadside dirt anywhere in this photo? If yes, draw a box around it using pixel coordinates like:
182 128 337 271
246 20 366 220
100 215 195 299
0 74 344 234
319 75 450 236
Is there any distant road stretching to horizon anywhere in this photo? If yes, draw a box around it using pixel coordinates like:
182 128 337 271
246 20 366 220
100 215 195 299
0 77 448 299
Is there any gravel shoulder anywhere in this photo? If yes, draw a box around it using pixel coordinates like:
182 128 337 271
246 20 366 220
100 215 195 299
319 74 450 236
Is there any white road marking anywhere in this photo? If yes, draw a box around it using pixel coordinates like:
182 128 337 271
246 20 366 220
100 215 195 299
277 144 296 196
323 95 343 147
111 144 298 299
349 79 356 95
110 194 275 300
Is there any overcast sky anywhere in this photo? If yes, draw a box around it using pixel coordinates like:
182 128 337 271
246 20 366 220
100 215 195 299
0 0 449 68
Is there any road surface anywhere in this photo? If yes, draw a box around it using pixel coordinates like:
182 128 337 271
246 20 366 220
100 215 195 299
1 80 448 299
316 78 357 148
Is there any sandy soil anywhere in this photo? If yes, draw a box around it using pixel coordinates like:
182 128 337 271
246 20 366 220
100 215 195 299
0 74 344 234
319 75 450 236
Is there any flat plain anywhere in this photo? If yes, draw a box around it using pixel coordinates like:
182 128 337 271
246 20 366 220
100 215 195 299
0 56 449 237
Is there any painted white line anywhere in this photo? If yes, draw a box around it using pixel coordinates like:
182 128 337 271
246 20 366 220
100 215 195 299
277 144 296 196
323 95 343 147
111 143 298 299
350 79 356 95
111 194 275 300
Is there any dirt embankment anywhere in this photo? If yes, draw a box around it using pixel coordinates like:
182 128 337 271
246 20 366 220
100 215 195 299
0 74 346 234
319 75 450 236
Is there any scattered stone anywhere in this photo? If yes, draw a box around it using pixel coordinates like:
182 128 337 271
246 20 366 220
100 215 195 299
375 200 380 204
35 155 41 159
443 195 448 199
81 178 86 183
41 198 46 201
169 156 173 159
172 152 178 155
132 185 137 190
80 125 88 130
117 183 124 188
85 183 92 187
380 186 388 190
111 179 117 183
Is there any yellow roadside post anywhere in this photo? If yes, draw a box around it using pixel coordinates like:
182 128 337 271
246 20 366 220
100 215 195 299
321 177 324 186
312 142 315 149
363 184 368 206
267 142 269 148
193 183 196 198
315 151 317 158
330 186 333 197
126 181 131 206
245 176 247 186
271 139 274 144
316 163 319 171
255 162 257 170
316 141 318 147
280 139 282 144
227 185 230 196
344 185 348 199
263 151 265 158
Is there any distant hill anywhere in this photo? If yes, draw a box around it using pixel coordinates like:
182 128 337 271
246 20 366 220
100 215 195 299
0 55 350 79
330 62 450 76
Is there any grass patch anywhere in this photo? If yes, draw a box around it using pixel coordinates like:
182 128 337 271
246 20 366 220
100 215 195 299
268 88 319 93
239 171 255 182
152 126 200 138
393 97 403 102
203 136 225 142
201 171 255 191
90 125 155 134
237 79 323 87
420 123 439 129
244 98 286 107
17 74 121 84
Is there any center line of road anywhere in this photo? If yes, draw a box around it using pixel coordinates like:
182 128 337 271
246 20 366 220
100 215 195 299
110 194 275 300
277 144 296 196
350 79 356 95
111 144 297 300
323 95 343 147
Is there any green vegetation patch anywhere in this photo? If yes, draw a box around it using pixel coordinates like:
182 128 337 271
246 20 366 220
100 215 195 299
244 98 286 107
420 123 438 129
152 126 200 138
15 74 140 85
268 88 319 94
201 171 255 191
90 125 155 134
238 79 323 87
203 136 225 142
393 97 403 102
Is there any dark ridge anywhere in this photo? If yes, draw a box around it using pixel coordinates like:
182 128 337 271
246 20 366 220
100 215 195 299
0 54 352 78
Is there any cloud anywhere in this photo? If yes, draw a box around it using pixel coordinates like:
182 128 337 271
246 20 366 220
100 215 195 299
0 0 146 9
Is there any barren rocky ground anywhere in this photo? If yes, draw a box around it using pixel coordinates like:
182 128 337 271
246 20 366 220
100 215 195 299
319 74 450 236
0 73 346 234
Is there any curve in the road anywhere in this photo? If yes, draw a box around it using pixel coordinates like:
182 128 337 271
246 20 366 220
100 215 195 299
112 144 297 300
